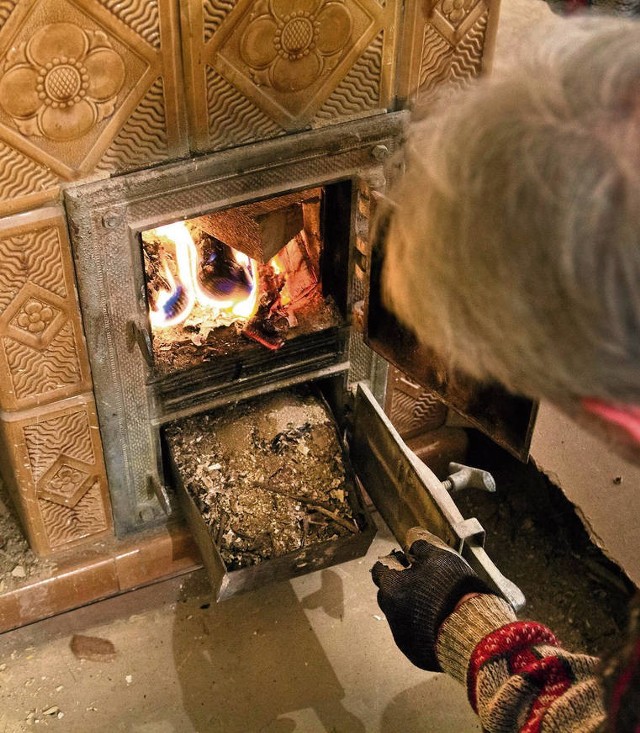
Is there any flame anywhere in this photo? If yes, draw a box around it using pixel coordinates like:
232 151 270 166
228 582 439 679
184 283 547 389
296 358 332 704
271 254 292 307
149 224 196 329
147 222 259 329
228 250 259 318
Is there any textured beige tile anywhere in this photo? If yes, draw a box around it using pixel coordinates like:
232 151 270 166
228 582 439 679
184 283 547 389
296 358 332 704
396 0 501 107
0 0 188 216
182 0 400 152
0 394 113 556
0 207 92 411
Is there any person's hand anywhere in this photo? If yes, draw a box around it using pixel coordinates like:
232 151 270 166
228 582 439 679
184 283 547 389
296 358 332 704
371 528 495 671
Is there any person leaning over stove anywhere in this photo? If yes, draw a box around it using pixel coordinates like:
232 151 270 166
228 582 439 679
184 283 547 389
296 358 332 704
370 12 640 733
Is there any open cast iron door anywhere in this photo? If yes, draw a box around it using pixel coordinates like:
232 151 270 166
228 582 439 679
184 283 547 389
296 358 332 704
364 203 538 462
350 383 525 610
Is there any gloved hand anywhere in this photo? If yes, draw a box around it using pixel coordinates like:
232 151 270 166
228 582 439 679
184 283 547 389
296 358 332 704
371 528 495 671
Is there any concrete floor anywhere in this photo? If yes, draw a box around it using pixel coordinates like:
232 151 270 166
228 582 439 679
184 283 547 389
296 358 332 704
0 518 480 732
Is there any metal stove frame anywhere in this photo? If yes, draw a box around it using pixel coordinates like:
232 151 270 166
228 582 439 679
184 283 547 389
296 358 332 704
65 113 405 536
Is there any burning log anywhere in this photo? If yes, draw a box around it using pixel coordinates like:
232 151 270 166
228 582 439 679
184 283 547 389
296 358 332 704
192 189 321 263
241 261 290 349
197 233 253 302
241 323 285 351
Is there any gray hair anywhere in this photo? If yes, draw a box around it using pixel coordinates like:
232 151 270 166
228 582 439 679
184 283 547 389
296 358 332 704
382 16 640 405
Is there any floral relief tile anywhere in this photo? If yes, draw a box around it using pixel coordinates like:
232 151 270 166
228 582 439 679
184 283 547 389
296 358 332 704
396 0 500 106
1 21 127 144
0 207 92 411
0 0 188 216
182 0 400 152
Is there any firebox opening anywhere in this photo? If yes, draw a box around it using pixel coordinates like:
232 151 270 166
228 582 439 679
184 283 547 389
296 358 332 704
141 184 350 375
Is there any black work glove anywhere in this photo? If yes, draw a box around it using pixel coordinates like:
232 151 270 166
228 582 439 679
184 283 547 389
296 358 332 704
371 528 494 671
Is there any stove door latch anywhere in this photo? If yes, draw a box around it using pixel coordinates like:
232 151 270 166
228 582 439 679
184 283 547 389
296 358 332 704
126 320 153 368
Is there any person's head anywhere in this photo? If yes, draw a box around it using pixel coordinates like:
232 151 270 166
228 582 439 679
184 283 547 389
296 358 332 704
381 16 640 410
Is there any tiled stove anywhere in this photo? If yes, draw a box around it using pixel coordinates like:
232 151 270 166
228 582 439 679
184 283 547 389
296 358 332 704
0 0 502 623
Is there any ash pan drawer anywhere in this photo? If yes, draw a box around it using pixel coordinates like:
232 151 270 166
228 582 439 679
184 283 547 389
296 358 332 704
164 386 376 601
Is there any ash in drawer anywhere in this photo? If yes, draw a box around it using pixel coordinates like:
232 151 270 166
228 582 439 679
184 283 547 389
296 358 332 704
164 388 376 600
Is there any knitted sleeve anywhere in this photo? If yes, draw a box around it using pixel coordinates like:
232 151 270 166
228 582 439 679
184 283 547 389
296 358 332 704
436 595 606 733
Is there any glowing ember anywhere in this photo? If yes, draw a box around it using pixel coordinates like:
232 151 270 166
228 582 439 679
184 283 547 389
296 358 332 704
146 222 259 329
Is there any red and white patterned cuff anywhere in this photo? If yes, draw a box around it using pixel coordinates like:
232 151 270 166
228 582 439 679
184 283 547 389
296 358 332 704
436 594 517 685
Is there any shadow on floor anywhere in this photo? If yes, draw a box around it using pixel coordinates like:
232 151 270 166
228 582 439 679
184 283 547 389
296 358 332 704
170 563 479 733
172 571 366 733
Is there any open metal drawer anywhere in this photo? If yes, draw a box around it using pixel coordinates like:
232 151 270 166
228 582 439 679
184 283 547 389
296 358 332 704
166 386 377 602
174 458 376 602
169 381 524 610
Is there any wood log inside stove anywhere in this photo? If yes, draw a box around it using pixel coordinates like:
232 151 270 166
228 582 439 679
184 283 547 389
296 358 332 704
239 231 324 350
277 232 319 307
193 189 322 263
196 232 253 301
241 262 288 350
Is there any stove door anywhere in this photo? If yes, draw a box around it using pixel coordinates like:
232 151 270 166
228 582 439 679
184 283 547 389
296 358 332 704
363 202 538 462
350 383 525 611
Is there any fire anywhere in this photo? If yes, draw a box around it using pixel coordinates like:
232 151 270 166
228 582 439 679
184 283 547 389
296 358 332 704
270 255 292 307
147 222 259 329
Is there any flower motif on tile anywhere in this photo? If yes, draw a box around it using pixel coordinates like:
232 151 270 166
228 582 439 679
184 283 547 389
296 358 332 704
440 0 477 25
0 22 126 142
37 455 96 508
13 298 57 335
240 0 353 93
48 465 87 496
